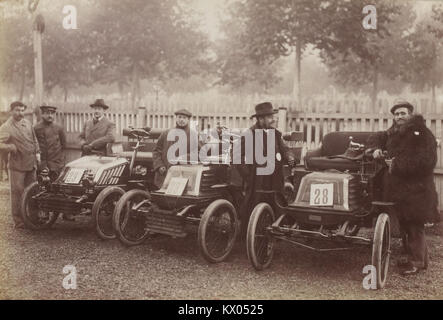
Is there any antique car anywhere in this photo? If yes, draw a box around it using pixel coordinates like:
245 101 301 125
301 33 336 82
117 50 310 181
246 131 393 289
20 127 161 239
112 138 242 263
112 128 303 263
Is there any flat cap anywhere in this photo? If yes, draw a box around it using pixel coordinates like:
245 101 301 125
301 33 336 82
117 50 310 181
174 108 192 118
390 99 414 115
10 101 27 111
39 104 57 112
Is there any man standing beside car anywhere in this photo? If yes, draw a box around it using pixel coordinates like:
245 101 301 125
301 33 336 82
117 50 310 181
0 101 40 228
79 99 115 156
367 99 440 275
237 102 295 235
34 104 66 179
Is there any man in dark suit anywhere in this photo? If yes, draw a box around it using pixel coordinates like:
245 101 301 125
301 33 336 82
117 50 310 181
34 104 66 178
237 102 295 234
0 101 40 228
79 99 115 155
152 108 200 188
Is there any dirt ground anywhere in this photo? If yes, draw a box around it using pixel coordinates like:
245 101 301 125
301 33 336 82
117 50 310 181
0 185 442 300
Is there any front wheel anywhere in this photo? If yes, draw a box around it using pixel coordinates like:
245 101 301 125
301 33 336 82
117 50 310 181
113 189 151 246
92 186 125 240
198 199 239 263
21 182 59 230
372 213 391 289
246 202 275 270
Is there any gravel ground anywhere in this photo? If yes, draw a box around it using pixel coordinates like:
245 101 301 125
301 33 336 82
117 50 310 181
0 186 442 300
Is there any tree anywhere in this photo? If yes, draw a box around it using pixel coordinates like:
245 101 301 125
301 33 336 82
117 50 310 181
220 0 327 106
317 0 412 110
215 2 282 92
88 0 211 108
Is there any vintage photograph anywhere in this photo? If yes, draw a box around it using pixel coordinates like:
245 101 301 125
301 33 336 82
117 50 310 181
0 0 442 301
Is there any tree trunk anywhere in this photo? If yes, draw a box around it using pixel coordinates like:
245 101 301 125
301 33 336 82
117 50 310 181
292 42 302 111
130 62 140 110
19 67 26 101
371 64 379 112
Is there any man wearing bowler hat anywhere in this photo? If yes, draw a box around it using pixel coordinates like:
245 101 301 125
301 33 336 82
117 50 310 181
79 99 115 155
34 104 66 178
367 99 440 275
236 102 295 235
0 101 40 228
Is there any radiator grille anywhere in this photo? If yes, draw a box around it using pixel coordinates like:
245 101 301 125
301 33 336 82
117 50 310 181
97 164 125 185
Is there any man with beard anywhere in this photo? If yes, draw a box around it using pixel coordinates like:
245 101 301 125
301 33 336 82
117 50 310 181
153 109 199 188
79 99 115 156
237 102 295 234
0 101 40 228
368 99 440 275
34 105 66 179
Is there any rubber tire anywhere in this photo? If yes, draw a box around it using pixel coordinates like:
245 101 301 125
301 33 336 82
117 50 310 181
92 186 125 240
198 199 239 263
21 182 59 230
246 202 275 271
113 189 151 246
372 213 391 289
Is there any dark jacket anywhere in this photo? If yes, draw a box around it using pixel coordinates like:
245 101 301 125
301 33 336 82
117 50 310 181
367 114 440 223
34 121 66 172
0 117 40 171
152 126 200 188
79 116 115 154
237 124 293 220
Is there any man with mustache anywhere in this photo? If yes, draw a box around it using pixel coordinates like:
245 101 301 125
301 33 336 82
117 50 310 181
153 108 199 188
237 102 295 235
34 104 66 179
79 99 115 156
368 99 440 275
0 101 41 228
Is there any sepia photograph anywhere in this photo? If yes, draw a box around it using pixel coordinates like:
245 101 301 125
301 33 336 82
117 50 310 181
0 0 442 304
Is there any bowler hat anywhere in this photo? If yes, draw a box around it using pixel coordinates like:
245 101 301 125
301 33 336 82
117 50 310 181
174 108 192 118
90 99 109 110
39 104 57 112
10 101 27 111
390 99 413 115
250 102 277 119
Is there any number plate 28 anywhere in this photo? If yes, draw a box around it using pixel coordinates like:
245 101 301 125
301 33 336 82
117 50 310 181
309 183 333 206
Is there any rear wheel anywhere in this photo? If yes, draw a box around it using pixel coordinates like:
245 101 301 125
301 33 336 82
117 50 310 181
372 213 391 289
198 199 239 263
113 189 150 246
246 202 275 270
21 182 59 230
92 186 125 240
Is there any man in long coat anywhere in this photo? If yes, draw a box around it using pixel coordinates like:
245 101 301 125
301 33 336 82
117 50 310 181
0 101 40 228
79 99 115 155
237 102 295 234
152 109 200 188
368 100 440 275
34 104 66 178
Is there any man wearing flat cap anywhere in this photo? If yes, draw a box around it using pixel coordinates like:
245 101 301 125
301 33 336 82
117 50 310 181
79 99 115 155
153 108 200 188
34 104 67 178
237 102 295 234
367 99 440 275
0 101 40 228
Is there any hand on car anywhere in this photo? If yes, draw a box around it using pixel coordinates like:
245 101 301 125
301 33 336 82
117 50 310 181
372 149 383 159
158 166 167 175
82 144 92 153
